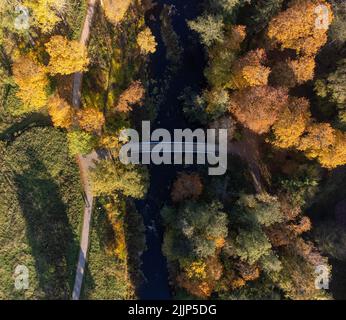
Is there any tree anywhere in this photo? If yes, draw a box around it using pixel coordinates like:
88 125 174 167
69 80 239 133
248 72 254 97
12 55 49 113
137 27 157 54
48 95 74 129
77 108 105 132
272 97 311 148
205 25 246 88
46 36 89 75
188 15 224 47
287 56 316 84
228 49 271 89
246 0 285 31
101 0 131 25
228 86 289 134
162 201 228 261
271 56 316 88
89 159 148 198
233 226 273 265
297 123 336 159
171 173 203 203
267 0 333 56
24 0 66 33
317 130 346 168
328 0 346 46
115 80 145 113
204 88 230 117
314 58 346 126
236 193 283 227
67 130 96 156
209 0 241 15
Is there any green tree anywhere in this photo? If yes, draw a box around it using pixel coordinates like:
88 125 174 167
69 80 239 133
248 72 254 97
67 130 96 156
188 15 224 47
314 58 346 127
162 201 228 262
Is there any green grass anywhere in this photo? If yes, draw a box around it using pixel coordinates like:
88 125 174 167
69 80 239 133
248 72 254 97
0 127 84 299
82 199 130 300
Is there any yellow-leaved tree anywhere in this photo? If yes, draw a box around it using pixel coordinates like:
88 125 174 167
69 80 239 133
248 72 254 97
46 36 89 75
137 27 157 54
318 131 346 168
24 0 66 33
48 95 74 129
12 55 49 113
272 97 311 148
101 0 131 25
297 123 336 159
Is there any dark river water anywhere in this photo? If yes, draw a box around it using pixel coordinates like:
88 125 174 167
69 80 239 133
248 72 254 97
136 0 205 299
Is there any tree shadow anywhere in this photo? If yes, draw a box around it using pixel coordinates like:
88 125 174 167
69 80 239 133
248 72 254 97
14 149 79 299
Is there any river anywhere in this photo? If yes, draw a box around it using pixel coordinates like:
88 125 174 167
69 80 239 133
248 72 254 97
136 0 206 299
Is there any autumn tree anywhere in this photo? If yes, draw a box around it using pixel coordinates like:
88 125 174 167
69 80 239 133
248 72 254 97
115 80 145 113
228 49 271 89
77 108 105 132
171 173 203 203
137 27 157 54
288 56 316 84
48 95 74 129
89 159 149 198
101 0 131 25
267 0 333 56
297 123 336 159
46 36 89 75
177 256 223 298
228 86 288 134
317 130 346 168
12 55 49 113
272 97 311 148
271 56 316 88
24 0 66 33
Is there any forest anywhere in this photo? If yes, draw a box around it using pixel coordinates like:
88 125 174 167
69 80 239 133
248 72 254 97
0 0 346 301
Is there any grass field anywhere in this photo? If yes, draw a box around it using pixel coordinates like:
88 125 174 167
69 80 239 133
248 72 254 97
0 127 84 299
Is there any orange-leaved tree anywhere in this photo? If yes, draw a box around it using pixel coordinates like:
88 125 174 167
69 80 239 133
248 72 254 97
228 86 289 134
228 49 271 89
171 172 203 203
115 80 145 113
267 0 333 56
77 107 105 133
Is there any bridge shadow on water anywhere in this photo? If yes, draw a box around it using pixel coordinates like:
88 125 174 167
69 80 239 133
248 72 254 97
136 0 206 299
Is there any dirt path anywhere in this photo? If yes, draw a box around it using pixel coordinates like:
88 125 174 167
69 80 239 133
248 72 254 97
71 0 98 300
228 128 268 194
